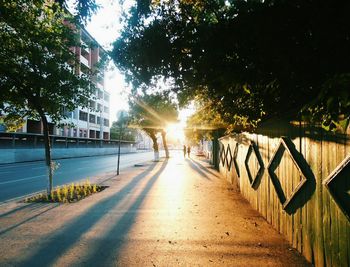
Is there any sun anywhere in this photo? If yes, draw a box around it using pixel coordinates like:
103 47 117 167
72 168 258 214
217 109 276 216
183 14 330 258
165 123 185 143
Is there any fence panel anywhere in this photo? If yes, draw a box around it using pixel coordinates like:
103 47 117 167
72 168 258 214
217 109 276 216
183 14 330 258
217 126 350 267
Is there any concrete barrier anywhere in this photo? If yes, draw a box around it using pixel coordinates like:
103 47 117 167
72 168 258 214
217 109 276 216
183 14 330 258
0 146 136 164
0 132 139 164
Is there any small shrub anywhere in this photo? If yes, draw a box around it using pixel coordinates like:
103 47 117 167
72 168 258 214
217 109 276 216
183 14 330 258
56 187 62 202
62 185 68 202
24 180 107 203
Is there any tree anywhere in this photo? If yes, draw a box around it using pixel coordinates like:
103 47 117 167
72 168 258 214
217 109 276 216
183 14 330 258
56 0 99 24
185 100 227 144
113 0 350 132
110 121 138 141
128 92 178 160
0 0 100 197
110 110 138 141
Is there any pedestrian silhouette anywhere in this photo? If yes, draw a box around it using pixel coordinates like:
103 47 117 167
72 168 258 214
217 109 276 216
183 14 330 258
187 146 191 158
183 145 186 158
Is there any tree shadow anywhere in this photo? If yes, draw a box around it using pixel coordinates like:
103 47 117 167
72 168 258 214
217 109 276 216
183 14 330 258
0 204 59 236
0 203 42 219
192 158 221 178
82 159 168 265
18 161 163 267
185 159 212 180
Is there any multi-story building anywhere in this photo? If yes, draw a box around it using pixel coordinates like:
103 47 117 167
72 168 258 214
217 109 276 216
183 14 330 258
14 28 111 140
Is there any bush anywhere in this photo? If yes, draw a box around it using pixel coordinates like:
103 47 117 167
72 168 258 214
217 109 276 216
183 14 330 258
25 180 107 203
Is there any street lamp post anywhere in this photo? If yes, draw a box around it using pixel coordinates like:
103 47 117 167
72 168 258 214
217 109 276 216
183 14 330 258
116 111 126 175
116 123 122 175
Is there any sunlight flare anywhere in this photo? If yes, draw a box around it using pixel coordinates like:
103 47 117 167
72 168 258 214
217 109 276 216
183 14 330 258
165 123 185 143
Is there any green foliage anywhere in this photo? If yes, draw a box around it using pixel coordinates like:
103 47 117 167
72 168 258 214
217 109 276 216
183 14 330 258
0 114 25 132
25 180 106 203
0 0 97 125
55 0 99 24
129 93 178 129
0 0 103 195
128 92 178 154
129 92 178 137
110 121 137 141
185 101 227 143
110 110 138 141
113 0 350 132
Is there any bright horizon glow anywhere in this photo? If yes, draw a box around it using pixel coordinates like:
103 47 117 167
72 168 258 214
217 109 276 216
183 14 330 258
165 105 195 144
165 123 185 143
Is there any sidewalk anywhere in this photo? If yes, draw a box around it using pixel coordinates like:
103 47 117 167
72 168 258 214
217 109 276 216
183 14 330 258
0 153 311 266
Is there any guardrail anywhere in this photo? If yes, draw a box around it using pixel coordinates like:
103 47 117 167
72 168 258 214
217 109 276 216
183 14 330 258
0 132 136 149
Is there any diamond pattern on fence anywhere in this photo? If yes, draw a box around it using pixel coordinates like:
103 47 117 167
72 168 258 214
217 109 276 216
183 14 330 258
267 137 308 210
220 143 226 167
226 144 233 171
323 155 350 221
244 141 264 187
233 142 240 177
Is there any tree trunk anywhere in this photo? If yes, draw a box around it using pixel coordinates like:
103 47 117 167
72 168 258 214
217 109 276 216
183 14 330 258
40 114 54 198
161 130 169 158
148 131 159 161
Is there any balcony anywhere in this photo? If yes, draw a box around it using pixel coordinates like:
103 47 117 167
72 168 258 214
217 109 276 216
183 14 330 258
80 55 90 68
81 40 90 54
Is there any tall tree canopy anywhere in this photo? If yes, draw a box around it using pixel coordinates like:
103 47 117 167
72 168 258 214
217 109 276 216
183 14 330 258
128 92 178 159
0 0 100 195
113 0 350 132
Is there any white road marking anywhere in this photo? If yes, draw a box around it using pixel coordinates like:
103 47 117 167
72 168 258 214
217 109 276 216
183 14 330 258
0 175 45 185
0 162 40 169
31 166 46 170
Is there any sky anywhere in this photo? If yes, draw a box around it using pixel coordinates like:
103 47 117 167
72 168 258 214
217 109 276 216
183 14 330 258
83 0 195 125
85 0 133 121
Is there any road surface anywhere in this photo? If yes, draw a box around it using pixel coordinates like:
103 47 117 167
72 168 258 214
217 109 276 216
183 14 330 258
0 154 311 266
0 151 163 203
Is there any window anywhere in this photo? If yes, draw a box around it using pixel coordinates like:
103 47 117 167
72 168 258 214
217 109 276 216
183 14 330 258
98 89 103 99
104 94 109 102
89 114 96 123
80 63 89 75
97 116 101 124
97 103 102 112
79 111 88 121
104 106 109 113
97 74 104 85
89 100 96 109
104 118 109 127
73 109 78 119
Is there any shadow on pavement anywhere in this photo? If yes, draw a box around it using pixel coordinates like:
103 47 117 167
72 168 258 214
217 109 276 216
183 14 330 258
0 203 42 219
189 158 221 178
82 159 168 265
18 160 166 267
0 204 59 236
185 158 212 180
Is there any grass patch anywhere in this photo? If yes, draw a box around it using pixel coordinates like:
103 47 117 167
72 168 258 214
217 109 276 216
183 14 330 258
24 180 107 203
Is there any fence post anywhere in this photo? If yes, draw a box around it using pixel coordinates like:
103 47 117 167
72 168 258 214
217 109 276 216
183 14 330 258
213 130 220 169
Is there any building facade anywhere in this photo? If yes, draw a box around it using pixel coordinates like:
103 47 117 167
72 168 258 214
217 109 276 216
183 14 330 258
17 28 111 140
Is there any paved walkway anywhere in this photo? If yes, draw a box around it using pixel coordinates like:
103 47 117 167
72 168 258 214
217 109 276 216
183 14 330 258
0 153 311 266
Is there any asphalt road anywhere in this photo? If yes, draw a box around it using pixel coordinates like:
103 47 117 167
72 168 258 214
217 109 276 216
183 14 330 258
0 151 162 203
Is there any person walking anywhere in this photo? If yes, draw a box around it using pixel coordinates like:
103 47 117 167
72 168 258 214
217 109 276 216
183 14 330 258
187 146 191 158
183 145 187 158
